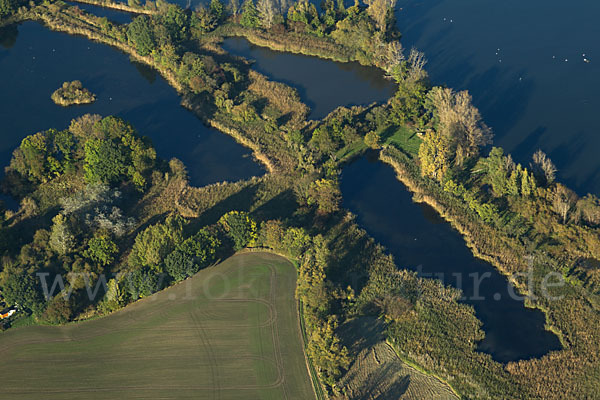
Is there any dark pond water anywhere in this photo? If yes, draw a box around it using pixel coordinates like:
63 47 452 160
396 0 600 196
0 22 263 187
67 1 133 24
341 155 562 362
222 37 396 120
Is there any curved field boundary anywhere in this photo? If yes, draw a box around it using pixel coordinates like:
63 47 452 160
0 252 315 400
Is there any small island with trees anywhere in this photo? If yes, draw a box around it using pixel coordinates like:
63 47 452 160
51 80 96 106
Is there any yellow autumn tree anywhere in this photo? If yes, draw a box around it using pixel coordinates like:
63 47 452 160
418 129 452 181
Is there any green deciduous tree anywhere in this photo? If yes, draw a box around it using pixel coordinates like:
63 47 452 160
219 211 257 250
84 138 127 184
127 16 156 56
8 129 76 183
191 6 218 35
43 296 73 324
1 270 46 316
476 147 537 198
164 229 220 282
84 234 119 266
159 4 189 43
390 80 429 126
128 215 184 270
307 178 341 214
83 117 156 188
210 0 225 21
240 0 260 27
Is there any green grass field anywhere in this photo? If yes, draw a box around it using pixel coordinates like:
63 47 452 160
0 252 315 400
382 125 421 157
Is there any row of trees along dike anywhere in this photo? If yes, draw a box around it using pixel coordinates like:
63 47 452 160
2 0 600 399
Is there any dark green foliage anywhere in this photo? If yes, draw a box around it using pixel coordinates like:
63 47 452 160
124 267 163 300
84 138 127 185
8 129 76 183
1 270 46 316
390 81 429 127
84 234 119 266
240 0 259 28
219 211 257 251
83 117 156 188
128 215 184 270
476 147 536 199
209 0 225 22
191 6 217 35
159 4 189 43
7 116 147 189
164 229 220 282
287 0 324 35
310 126 339 154
127 16 156 56
163 249 195 282
177 52 219 94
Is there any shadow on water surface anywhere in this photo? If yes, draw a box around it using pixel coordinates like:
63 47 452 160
341 156 562 363
0 24 18 49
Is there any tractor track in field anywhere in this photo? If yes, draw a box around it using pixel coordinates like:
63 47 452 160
189 309 221 400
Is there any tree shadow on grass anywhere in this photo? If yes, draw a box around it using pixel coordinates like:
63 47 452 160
251 189 298 222
187 183 261 232
338 316 385 355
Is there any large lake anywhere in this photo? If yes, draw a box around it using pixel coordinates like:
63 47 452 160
397 0 600 195
0 22 263 188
